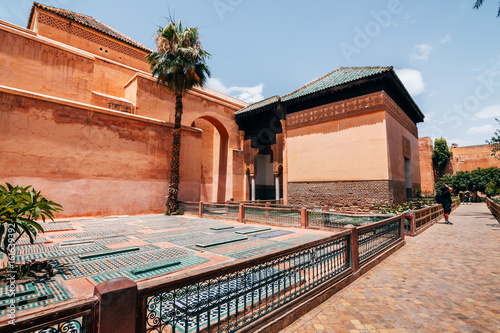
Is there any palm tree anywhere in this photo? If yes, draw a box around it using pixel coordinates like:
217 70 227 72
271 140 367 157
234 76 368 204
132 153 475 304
147 20 210 213
473 0 500 17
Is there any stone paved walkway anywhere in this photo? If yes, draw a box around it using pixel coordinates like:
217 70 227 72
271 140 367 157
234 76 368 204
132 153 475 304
280 203 500 333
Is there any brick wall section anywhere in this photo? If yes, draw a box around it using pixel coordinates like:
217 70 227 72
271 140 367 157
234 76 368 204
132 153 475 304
288 180 406 212
418 137 436 194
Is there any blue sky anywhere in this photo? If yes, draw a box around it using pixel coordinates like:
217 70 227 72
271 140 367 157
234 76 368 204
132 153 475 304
1 0 499 146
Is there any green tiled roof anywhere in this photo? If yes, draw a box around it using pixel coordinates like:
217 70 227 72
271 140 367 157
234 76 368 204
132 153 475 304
282 66 393 102
234 95 280 116
29 2 152 53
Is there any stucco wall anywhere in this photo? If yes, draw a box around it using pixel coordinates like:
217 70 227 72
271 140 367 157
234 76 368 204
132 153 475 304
385 111 421 186
0 22 95 104
0 88 202 217
287 111 389 182
32 11 150 72
449 144 500 172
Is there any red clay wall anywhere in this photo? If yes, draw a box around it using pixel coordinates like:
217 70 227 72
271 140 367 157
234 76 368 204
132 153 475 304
0 88 202 217
418 137 500 193
449 144 500 172
418 137 435 194
31 10 151 72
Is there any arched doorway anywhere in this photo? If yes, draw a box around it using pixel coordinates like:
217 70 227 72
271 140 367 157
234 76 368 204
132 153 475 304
254 145 277 200
191 116 229 203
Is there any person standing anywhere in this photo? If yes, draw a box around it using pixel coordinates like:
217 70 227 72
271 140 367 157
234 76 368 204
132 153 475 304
440 184 453 224
465 190 471 205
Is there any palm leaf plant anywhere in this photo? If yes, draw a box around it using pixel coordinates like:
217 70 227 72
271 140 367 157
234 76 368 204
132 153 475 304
147 19 210 213
0 183 62 257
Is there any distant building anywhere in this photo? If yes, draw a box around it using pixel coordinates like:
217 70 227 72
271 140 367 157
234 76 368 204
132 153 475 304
418 137 500 193
0 2 424 216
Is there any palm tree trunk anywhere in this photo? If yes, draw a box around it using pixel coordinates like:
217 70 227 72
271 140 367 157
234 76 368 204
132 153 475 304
166 93 183 212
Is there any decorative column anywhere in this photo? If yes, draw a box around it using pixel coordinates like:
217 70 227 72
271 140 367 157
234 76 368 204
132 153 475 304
250 174 256 201
275 173 280 200
280 119 288 204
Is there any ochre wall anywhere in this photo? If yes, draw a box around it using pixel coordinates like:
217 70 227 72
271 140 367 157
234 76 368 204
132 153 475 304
0 87 202 217
385 112 421 185
449 144 500 172
32 10 151 72
0 23 95 104
0 19 247 216
287 111 389 182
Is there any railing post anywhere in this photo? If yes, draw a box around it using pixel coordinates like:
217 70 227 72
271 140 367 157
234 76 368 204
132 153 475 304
239 203 245 223
400 216 405 240
300 207 308 229
343 225 359 273
94 277 138 333
199 201 203 218
322 205 328 225
411 215 416 236
265 202 270 218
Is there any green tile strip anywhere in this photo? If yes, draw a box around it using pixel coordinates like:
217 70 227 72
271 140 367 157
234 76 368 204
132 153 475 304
196 236 247 248
131 261 181 275
210 226 235 230
92 256 210 283
0 279 70 316
235 227 272 234
79 246 140 259
0 282 35 301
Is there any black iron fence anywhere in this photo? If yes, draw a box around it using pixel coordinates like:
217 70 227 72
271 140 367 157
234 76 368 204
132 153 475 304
0 297 98 333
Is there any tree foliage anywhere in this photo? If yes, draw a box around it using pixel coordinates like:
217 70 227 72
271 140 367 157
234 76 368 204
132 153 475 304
473 0 500 16
486 118 500 159
473 0 500 17
147 20 210 213
435 167 500 196
432 138 453 177
0 183 62 256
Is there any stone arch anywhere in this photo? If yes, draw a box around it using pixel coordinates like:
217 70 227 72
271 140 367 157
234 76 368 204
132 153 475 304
191 116 230 203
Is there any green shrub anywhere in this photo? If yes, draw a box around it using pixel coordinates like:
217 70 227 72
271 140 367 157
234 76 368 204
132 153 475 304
0 183 62 257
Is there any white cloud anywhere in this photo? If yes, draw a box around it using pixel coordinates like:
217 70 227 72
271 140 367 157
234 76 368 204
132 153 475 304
467 124 494 134
438 34 451 44
395 68 426 96
206 78 264 103
410 43 432 62
475 105 500 119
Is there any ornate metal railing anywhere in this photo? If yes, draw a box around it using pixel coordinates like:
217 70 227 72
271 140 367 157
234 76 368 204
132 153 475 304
357 216 402 263
307 210 391 230
243 205 301 227
140 231 352 333
178 201 200 215
0 297 98 333
402 215 413 235
202 203 239 220
486 198 500 223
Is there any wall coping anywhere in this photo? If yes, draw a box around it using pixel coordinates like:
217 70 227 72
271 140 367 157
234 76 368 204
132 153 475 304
125 73 247 111
0 85 202 134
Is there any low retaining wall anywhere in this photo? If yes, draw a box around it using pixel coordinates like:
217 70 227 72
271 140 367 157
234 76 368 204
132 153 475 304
486 198 500 223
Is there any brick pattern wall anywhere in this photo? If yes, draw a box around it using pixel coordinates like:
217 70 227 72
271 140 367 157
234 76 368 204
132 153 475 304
288 180 406 212
418 137 436 194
